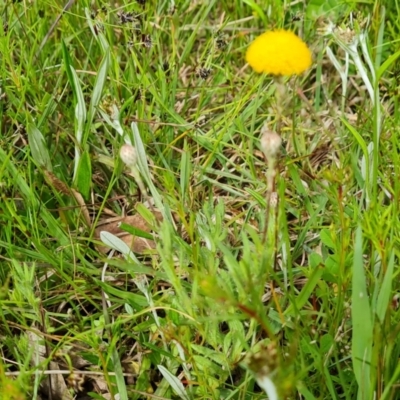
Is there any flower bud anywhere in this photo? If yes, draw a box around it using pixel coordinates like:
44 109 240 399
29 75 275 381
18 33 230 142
260 126 282 159
120 144 138 167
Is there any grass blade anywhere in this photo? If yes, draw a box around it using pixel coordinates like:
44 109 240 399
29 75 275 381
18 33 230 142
86 48 110 142
99 231 141 264
375 251 394 324
75 149 91 199
69 66 87 180
157 365 190 400
284 265 324 317
352 226 373 400
131 122 171 221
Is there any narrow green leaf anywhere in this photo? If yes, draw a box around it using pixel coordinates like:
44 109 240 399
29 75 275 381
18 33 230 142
26 123 52 171
374 7 385 70
69 67 86 143
376 50 400 82
62 43 87 180
37 93 58 130
180 146 191 201
376 251 394 323
99 231 141 264
112 353 128 400
136 203 159 225
297 382 318 400
341 117 369 177
341 117 370 202
61 40 76 100
284 265 324 316
352 226 372 399
69 66 87 180
119 222 154 240
381 361 400 400
75 150 91 200
131 122 169 220
95 280 147 307
98 108 124 136
242 0 267 25
157 365 190 400
86 48 110 140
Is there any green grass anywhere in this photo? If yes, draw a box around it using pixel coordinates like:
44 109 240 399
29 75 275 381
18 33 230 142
1 1 400 399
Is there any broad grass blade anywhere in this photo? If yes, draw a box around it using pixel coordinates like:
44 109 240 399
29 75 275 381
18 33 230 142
100 231 140 264
352 226 372 400
27 123 52 171
157 365 190 400
75 149 91 200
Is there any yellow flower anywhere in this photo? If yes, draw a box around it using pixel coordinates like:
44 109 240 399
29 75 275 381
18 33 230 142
246 30 312 76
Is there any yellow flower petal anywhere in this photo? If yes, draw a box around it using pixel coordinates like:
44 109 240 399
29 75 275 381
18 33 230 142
246 30 312 76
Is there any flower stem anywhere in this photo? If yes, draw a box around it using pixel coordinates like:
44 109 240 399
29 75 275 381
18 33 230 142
263 157 277 244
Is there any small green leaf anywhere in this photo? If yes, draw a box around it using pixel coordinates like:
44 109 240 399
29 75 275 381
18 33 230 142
309 252 323 269
75 150 91 200
320 229 335 249
284 265 324 316
27 123 52 171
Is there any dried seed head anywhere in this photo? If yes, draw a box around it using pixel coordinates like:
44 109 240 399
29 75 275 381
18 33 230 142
334 26 356 45
197 67 211 79
260 125 282 159
120 144 138 167
215 33 228 50
118 11 136 24
142 34 152 48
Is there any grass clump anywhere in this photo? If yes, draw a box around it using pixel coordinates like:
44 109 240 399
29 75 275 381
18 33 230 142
0 1 400 399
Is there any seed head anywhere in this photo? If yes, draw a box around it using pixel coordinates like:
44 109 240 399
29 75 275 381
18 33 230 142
118 11 136 24
120 144 138 167
197 67 212 79
260 126 282 159
142 34 152 48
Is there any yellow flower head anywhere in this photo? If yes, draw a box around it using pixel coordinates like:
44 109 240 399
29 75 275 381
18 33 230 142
246 29 312 76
